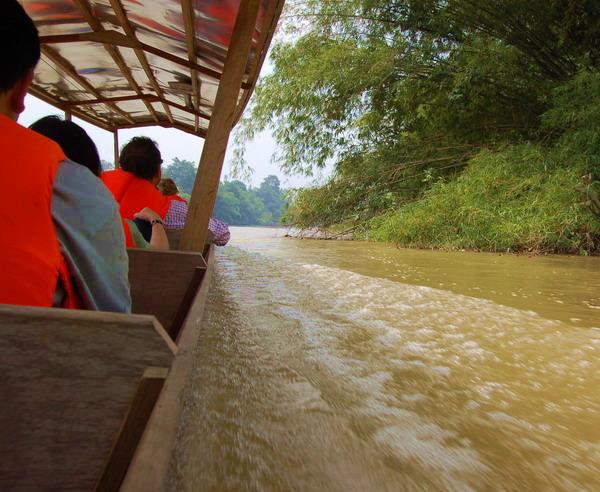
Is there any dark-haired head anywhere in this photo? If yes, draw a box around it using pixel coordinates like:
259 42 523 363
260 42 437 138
119 137 162 182
158 178 179 196
0 1 40 118
30 116 102 176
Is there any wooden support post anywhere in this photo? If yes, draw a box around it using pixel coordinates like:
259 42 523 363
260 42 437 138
180 0 261 251
113 129 119 169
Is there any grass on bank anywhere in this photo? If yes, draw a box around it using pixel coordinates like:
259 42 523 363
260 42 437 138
368 144 600 254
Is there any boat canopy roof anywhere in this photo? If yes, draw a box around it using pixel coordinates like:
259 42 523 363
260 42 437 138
21 0 283 137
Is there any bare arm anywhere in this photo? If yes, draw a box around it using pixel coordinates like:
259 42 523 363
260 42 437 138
149 222 169 249
208 217 230 246
133 207 170 250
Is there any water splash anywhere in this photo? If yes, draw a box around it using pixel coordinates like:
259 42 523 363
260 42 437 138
169 245 600 491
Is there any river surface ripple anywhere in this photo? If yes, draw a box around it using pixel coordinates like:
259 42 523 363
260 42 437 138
168 227 600 491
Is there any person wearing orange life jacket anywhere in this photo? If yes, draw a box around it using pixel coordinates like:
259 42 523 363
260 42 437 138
29 116 169 251
102 136 171 247
0 0 130 312
102 136 170 220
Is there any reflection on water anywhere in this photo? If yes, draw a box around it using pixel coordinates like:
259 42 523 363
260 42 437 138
168 228 600 491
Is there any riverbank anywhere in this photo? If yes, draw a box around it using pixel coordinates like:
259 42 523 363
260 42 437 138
279 71 600 256
285 226 354 240
286 143 600 255
367 145 600 255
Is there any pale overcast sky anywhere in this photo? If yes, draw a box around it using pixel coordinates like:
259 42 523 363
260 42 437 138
19 94 320 189
20 36 333 189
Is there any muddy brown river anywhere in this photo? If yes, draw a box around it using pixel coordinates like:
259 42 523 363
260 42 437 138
168 227 600 491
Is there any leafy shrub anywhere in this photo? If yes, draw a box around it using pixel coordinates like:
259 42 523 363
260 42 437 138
369 145 600 253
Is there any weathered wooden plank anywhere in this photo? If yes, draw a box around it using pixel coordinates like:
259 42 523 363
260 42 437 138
0 305 174 491
167 267 206 341
181 0 262 251
233 0 285 125
121 245 216 491
166 229 222 257
95 367 168 492
165 228 182 250
127 249 206 336
114 129 119 169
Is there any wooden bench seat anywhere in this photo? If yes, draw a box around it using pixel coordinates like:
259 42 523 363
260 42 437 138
122 245 216 491
165 228 182 250
127 249 207 341
165 228 211 258
0 305 175 492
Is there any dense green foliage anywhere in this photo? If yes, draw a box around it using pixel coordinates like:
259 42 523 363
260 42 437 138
238 0 600 253
369 144 600 253
213 175 287 226
163 158 288 225
162 158 197 194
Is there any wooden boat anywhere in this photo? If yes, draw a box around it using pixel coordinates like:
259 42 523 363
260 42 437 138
1 1 284 490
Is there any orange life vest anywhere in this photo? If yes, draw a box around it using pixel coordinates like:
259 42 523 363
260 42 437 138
170 194 188 204
0 115 80 308
102 169 170 220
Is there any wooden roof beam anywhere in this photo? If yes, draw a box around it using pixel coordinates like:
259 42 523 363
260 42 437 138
132 46 176 124
233 0 285 125
30 86 207 136
181 0 201 133
31 59 107 124
41 45 134 124
117 120 206 139
39 32 252 90
65 94 161 107
66 94 212 122
105 47 160 122
28 86 114 132
72 0 160 124
158 98 211 121
108 0 175 125
181 0 262 251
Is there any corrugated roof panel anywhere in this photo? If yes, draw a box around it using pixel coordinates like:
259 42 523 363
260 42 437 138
21 0 284 136
26 1 91 36
51 42 129 96
117 47 152 92
114 99 150 116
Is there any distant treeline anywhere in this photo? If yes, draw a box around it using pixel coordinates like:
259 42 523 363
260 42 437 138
212 176 287 226
162 158 287 226
236 0 600 254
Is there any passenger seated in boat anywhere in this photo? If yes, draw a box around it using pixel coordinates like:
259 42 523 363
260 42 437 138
0 0 130 312
29 116 169 251
29 116 102 176
102 136 170 221
158 177 231 246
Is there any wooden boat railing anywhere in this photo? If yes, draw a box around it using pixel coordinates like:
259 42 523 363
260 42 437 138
122 244 217 491
0 305 175 491
120 243 216 490
128 247 207 340
0 243 215 491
